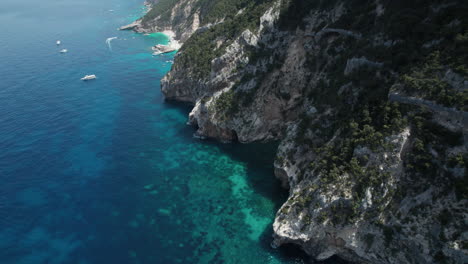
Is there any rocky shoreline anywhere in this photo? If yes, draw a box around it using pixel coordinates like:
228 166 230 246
118 1 181 55
133 1 468 263
152 30 181 54
119 20 181 54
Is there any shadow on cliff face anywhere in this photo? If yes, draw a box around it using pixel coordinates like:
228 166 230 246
163 101 350 264
257 225 352 264
163 100 287 206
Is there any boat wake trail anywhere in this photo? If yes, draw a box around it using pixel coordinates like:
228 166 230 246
106 37 118 51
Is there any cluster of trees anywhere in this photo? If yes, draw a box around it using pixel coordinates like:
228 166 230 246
209 90 238 120
142 0 179 24
303 103 407 200
195 0 271 24
402 52 467 111
177 0 273 79
143 0 271 26
406 112 465 200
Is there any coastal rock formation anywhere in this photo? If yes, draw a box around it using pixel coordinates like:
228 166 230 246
138 0 468 263
122 0 204 42
152 44 177 54
119 20 141 31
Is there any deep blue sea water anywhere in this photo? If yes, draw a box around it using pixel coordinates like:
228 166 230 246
0 0 317 263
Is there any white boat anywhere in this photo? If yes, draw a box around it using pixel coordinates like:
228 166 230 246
56 40 61 45
59 49 68 53
81 74 97 81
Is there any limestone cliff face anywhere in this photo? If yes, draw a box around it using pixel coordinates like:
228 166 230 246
141 0 468 263
124 0 202 42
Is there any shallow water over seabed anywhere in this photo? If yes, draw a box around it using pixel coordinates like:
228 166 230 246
0 0 345 263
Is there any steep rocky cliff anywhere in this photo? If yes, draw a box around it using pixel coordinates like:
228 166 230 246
138 0 468 263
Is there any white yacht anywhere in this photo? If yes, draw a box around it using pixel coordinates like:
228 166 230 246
81 75 97 81
56 40 61 45
60 49 68 53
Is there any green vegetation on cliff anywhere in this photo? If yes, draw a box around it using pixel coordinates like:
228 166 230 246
176 0 274 78
143 0 273 26
142 0 179 24
145 0 468 262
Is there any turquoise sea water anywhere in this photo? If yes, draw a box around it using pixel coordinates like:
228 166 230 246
0 1 345 263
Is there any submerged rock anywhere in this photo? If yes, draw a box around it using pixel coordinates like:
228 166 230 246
157 208 171 216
